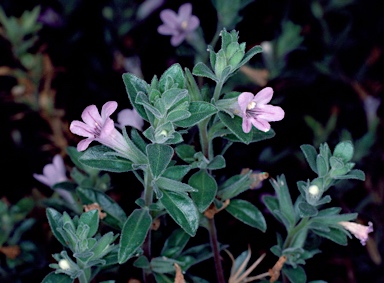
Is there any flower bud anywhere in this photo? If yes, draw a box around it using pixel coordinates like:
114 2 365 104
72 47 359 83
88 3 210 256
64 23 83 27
58 259 71 270
214 50 227 78
228 49 245 68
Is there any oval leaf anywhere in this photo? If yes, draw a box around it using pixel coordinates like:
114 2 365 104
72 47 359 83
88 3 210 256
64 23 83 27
147 144 174 178
159 190 199 236
118 208 152 264
226 199 266 232
174 102 217 128
79 146 133 173
188 170 217 213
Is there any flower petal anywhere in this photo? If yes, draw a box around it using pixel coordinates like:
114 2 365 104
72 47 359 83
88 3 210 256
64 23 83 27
257 105 285 121
77 138 94 151
70 120 94 138
99 118 115 138
117 108 144 131
186 15 199 31
52 155 65 173
81 104 102 126
253 87 273 105
171 33 186 46
238 92 254 112
242 117 252 133
178 3 192 20
101 101 118 120
33 173 51 187
160 9 179 29
158 24 177 35
251 117 270 132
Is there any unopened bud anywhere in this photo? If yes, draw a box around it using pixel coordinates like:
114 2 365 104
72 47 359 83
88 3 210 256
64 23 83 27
308 185 320 196
58 259 71 270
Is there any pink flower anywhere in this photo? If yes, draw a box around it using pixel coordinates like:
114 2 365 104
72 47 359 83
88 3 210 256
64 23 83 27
157 3 200 46
238 87 285 133
339 221 374 246
33 155 75 204
69 101 131 159
117 108 144 131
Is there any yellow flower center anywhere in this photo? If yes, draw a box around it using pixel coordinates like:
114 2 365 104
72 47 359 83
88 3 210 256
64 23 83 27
181 20 188 30
247 101 256 110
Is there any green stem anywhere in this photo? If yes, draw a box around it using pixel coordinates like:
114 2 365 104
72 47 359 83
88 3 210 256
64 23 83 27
283 217 309 249
142 171 154 283
78 268 91 283
213 80 224 102
207 218 226 283
198 118 211 159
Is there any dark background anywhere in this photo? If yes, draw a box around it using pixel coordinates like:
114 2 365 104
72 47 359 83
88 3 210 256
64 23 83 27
0 0 383 282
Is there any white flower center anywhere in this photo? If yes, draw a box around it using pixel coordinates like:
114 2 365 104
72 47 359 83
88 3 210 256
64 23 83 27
247 101 256 110
308 185 320 196
58 259 71 270
181 20 188 30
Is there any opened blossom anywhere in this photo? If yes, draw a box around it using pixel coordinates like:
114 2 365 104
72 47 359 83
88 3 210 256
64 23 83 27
157 3 200 46
238 87 285 133
339 221 373 246
117 108 144 131
70 101 132 159
33 154 75 204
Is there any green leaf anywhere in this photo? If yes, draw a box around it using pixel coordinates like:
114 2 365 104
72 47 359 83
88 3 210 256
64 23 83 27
122 73 149 121
151 256 182 273
270 175 296 228
79 146 133 173
162 165 191 181
118 208 152 264
312 227 348 245
316 155 328 177
160 190 199 236
226 199 266 232
161 88 188 111
66 146 89 172
189 170 217 213
217 172 252 200
192 62 217 82
282 265 307 283
167 109 191 122
46 208 66 247
174 102 217 128
159 63 185 92
76 187 127 230
300 144 318 174
237 45 263 68
333 140 354 162
156 177 197 193
332 169 365 181
136 91 163 118
161 228 190 258
79 209 99 237
185 67 202 101
146 144 174 178
175 144 196 163
207 155 226 170
41 272 73 283
218 112 275 144
298 202 318 218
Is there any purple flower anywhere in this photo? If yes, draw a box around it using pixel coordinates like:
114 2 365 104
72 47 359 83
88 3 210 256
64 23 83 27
339 221 373 246
38 7 63 28
157 3 200 46
238 87 285 133
33 154 67 187
117 108 144 131
33 155 75 204
69 101 132 159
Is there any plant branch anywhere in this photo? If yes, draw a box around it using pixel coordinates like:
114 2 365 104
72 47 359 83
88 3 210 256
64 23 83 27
207 217 226 283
